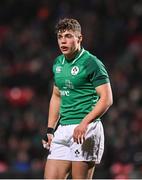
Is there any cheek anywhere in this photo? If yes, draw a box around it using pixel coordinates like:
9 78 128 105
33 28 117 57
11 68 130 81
57 40 61 46
69 40 78 48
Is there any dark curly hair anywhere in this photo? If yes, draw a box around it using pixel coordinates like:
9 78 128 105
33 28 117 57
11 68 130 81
55 18 81 34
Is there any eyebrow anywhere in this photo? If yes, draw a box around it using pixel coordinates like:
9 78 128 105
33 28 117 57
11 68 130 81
57 32 74 37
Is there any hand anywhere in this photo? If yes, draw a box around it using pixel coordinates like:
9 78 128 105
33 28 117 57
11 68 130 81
73 122 88 144
42 133 53 150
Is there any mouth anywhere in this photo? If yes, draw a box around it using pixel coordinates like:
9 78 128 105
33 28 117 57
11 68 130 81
60 46 68 52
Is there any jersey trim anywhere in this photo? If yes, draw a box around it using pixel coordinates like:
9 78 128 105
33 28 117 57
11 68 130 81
62 48 85 65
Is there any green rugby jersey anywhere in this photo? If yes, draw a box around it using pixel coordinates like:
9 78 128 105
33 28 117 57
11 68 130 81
53 48 110 125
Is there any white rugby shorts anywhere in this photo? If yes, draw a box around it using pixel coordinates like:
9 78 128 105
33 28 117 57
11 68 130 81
47 121 104 164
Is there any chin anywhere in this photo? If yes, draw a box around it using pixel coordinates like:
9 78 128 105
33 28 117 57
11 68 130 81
62 51 70 56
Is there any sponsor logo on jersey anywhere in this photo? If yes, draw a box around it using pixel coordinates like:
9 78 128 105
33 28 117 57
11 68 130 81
56 66 62 73
65 80 74 89
60 90 70 96
71 66 79 75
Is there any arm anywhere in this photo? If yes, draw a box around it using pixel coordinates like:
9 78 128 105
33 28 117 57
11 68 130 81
42 85 61 148
47 85 61 128
82 83 113 125
73 83 113 143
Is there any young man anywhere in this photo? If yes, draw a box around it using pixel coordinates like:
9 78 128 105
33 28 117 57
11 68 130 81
42 18 113 179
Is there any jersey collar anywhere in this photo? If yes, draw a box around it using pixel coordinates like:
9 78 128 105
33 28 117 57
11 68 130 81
62 48 85 65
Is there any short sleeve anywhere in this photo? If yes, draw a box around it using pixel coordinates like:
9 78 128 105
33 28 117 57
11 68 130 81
87 57 110 88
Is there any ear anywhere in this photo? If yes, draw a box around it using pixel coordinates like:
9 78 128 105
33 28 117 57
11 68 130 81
78 35 83 43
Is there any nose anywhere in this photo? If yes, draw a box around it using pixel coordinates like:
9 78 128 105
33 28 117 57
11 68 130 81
60 37 66 44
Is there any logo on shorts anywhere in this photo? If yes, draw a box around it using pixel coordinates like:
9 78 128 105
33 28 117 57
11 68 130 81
71 66 79 75
74 149 80 157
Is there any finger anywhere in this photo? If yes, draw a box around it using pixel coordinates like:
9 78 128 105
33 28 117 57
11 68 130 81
42 143 49 149
48 137 53 146
44 143 50 149
73 134 78 143
42 139 47 144
73 131 81 144
42 139 47 147
77 136 81 144
73 136 77 143
42 141 49 149
80 135 85 144
77 134 83 144
78 133 85 144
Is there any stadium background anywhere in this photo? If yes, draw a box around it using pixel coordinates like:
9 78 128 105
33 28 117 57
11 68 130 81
0 0 142 178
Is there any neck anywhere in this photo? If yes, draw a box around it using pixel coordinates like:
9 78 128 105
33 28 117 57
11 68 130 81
65 47 81 60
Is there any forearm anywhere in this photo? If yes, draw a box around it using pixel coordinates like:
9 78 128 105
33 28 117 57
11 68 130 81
42 86 60 149
47 86 61 129
82 97 112 125
82 83 113 125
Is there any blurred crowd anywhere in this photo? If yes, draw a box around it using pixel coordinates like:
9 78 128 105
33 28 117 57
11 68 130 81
0 0 142 179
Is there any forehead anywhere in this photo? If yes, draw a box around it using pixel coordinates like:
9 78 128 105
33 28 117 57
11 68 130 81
57 29 79 36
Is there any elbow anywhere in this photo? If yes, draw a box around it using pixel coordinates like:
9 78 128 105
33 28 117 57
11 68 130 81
110 94 113 106
107 96 113 108
105 95 113 109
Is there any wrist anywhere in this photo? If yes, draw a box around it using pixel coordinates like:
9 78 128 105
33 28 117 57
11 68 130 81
47 127 54 135
80 120 88 127
42 127 54 142
81 119 91 126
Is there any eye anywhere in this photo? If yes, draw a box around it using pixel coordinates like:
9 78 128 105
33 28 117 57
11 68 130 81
57 35 62 39
66 34 73 38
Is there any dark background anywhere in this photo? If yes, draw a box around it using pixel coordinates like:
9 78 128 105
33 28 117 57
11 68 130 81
0 0 142 178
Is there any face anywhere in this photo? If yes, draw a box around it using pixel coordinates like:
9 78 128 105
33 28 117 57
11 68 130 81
57 29 82 59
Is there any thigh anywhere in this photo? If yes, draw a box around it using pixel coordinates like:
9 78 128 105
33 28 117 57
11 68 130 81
72 161 95 179
48 125 72 161
44 159 71 179
70 121 104 164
